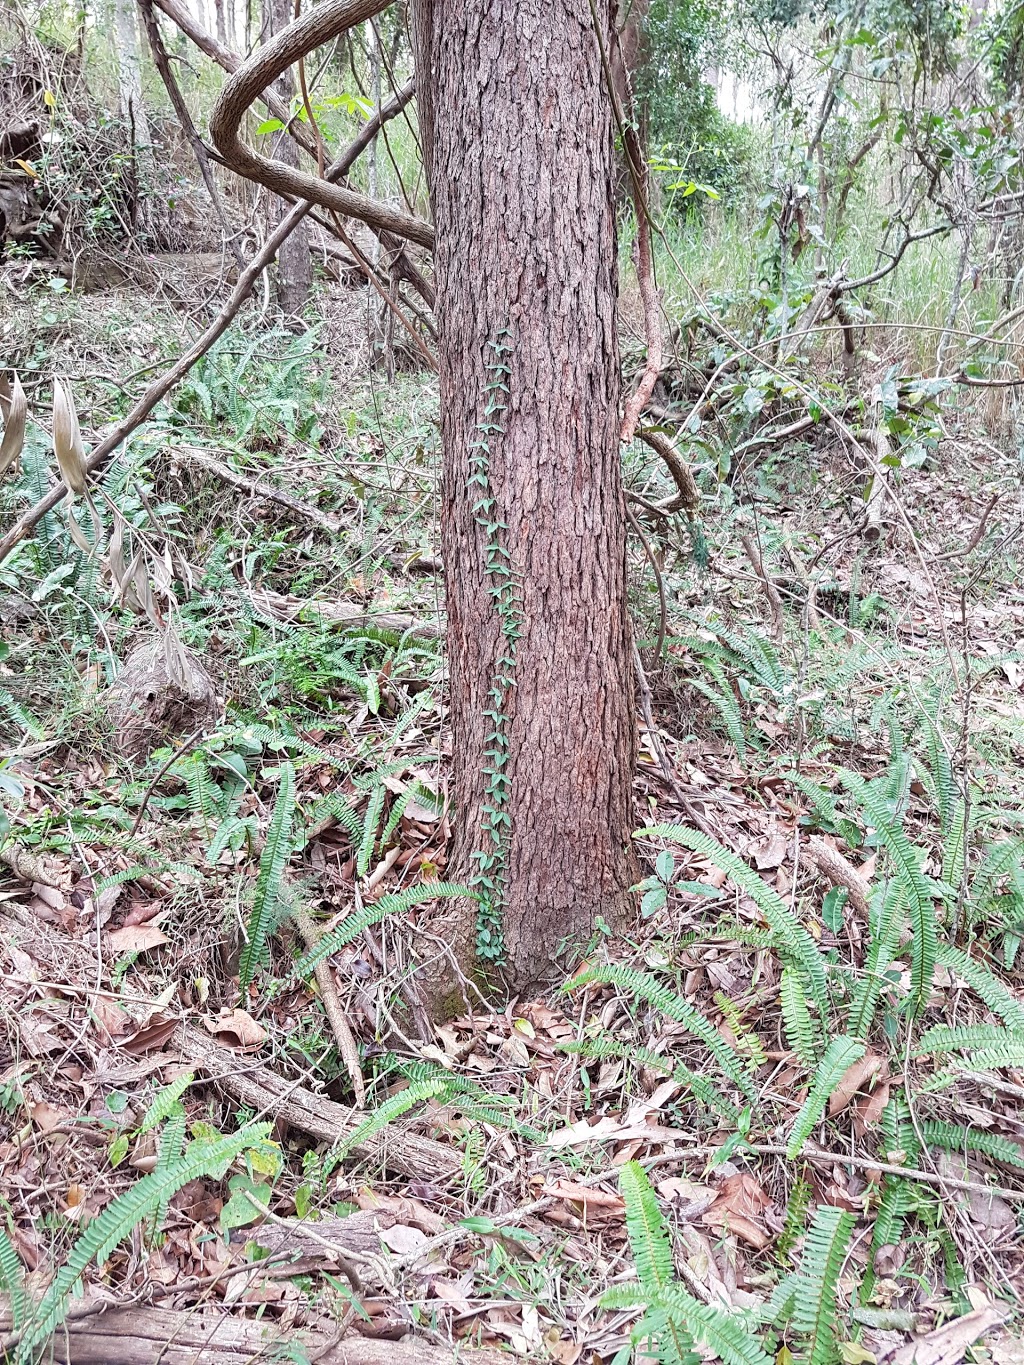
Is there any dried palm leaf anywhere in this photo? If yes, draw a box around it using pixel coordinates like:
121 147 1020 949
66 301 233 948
52 378 87 494
0 374 27 478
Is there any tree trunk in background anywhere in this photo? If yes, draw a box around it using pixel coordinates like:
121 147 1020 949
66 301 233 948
264 0 310 316
214 0 227 45
413 0 638 988
114 0 151 151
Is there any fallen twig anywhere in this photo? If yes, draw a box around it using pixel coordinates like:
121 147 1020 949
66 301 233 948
291 903 366 1108
174 445 343 532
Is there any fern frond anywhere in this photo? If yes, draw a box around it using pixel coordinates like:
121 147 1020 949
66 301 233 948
300 791 362 844
138 1074 194 1134
0 1228 26 1330
357 782 386 878
692 665 748 761
941 800 969 892
776 1174 811 1265
914 1023 1024 1056
637 825 830 1019
790 1205 855 1365
787 1036 865 1158
331 1077 449 1161
620 1161 674 1293
293 882 473 977
239 761 296 998
780 965 821 1067
935 945 1024 1029
597 1282 648 1311
563 963 755 1100
969 838 1024 921
916 710 956 833
847 882 907 1039
869 1176 912 1262
921 1120 1024 1169
656 1287 775 1365
840 770 936 1017
559 1035 740 1120
14 1125 271 1363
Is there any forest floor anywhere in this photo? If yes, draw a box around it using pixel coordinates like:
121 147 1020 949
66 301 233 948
1 256 1024 1365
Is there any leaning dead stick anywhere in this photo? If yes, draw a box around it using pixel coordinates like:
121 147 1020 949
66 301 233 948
0 82 413 568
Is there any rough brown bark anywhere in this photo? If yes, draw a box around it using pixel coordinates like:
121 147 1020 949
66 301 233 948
413 0 638 986
0 1305 507 1364
264 0 311 314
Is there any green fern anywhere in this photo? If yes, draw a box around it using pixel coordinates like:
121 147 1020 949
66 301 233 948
935 944 1024 1028
0 1227 26 1331
293 882 473 978
559 1033 741 1121
776 1174 811 1265
139 1074 195 1134
330 1077 449 1162
300 791 363 844
787 1036 865 1158
609 1163 774 1365
788 1205 855 1365
14 1125 272 1363
780 965 821 1067
785 772 861 847
357 782 387 877
620 1160 674 1292
239 761 296 999
846 882 907 1040
916 707 957 834
940 800 969 893
921 1120 1024 1169
915 1023 1024 1056
563 963 756 1101
637 825 830 1019
691 662 749 760
840 770 936 1017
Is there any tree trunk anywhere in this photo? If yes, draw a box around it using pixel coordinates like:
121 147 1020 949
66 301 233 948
114 0 151 150
264 0 311 315
413 0 638 987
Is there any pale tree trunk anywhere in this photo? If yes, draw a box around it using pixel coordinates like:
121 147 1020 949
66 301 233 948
413 0 638 987
264 0 311 315
114 0 151 150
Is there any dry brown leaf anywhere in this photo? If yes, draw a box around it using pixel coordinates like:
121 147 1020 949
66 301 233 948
540 1180 626 1215
106 923 168 953
378 1224 428 1255
543 1329 582 1365
52 377 87 494
702 1171 773 1249
119 1015 179 1054
431 1278 475 1316
0 373 26 478
657 1177 717 1217
752 833 788 869
92 996 130 1039
355 1188 447 1234
829 1049 883 1115
703 1209 771 1250
880 1305 1008 1365
202 1009 268 1051
30 1100 67 1133
852 1080 890 1136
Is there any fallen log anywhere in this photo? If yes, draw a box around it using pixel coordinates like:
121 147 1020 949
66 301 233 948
171 1020 463 1181
0 1304 507 1365
0 907 461 1182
